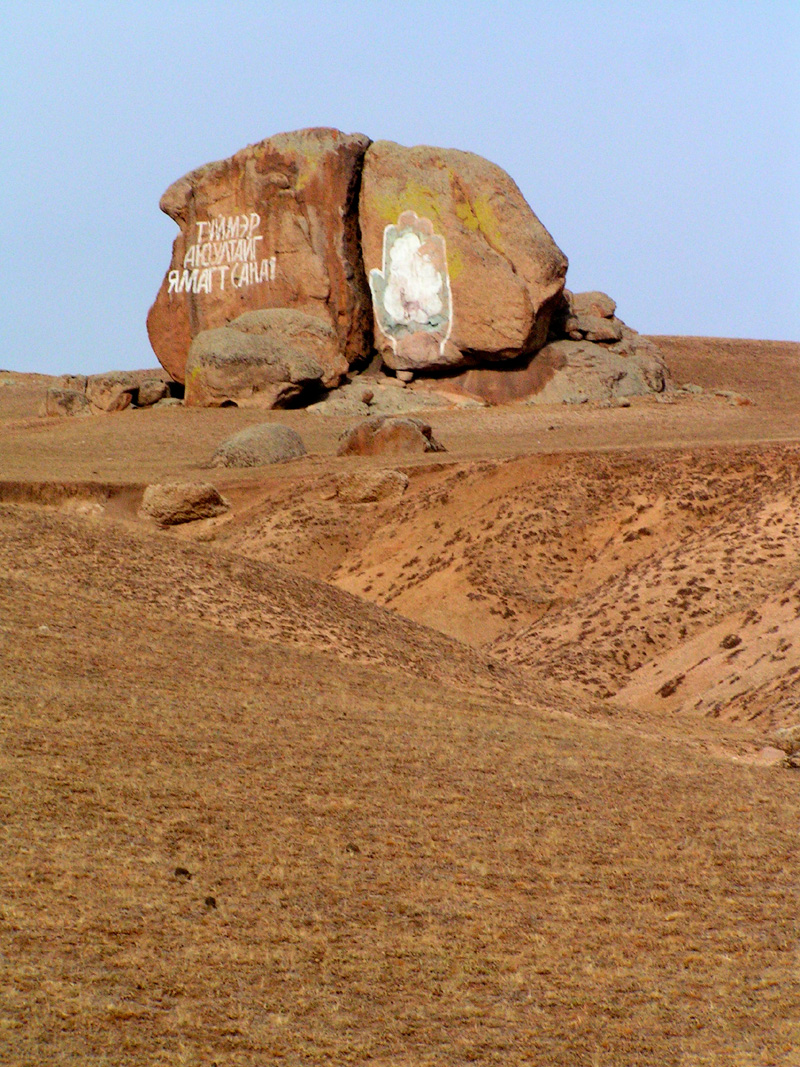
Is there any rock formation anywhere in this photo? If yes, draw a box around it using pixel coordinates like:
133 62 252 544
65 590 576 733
148 127 667 409
41 373 173 416
86 373 138 413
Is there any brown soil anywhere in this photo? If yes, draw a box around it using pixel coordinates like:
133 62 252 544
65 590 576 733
2 337 800 1065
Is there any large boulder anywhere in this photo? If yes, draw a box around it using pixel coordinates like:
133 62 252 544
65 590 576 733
185 309 347 408
139 483 230 526
337 415 446 456
359 141 568 372
210 423 307 468
147 127 373 383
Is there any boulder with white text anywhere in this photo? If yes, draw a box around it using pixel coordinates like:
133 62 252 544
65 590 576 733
358 141 568 371
147 127 373 383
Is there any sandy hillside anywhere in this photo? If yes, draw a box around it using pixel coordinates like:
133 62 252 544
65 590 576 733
2 337 800 1065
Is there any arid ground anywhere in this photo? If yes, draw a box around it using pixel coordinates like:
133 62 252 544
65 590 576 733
2 337 800 1066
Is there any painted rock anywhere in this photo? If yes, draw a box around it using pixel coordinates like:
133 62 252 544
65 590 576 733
147 127 372 383
359 141 568 371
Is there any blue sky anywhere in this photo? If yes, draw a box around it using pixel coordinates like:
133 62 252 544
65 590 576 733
1 1 798 375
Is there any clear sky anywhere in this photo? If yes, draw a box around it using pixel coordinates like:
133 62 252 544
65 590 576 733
2 1 798 376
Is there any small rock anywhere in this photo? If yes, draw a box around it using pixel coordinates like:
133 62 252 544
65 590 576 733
204 896 217 909
86 372 139 413
565 313 623 343
210 423 307 468
570 290 617 319
396 370 414 383
309 379 446 417
720 634 742 650
137 378 169 407
41 387 90 418
338 416 446 457
140 483 230 527
174 867 192 880
36 624 52 637
772 725 800 764
337 469 409 503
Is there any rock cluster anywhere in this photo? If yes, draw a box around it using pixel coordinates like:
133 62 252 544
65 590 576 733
41 373 173 417
447 289 666 406
148 127 569 401
146 126 669 410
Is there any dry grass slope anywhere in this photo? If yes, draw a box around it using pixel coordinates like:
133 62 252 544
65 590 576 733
2 337 800 1065
3 505 800 1066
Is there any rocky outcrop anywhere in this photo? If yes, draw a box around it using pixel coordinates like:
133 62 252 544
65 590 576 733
359 142 568 371
139 482 230 526
147 127 372 384
185 309 347 408
210 423 307 467
550 289 625 343
41 373 175 416
337 416 446 457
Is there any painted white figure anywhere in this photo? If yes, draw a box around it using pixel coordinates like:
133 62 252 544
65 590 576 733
369 211 453 367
